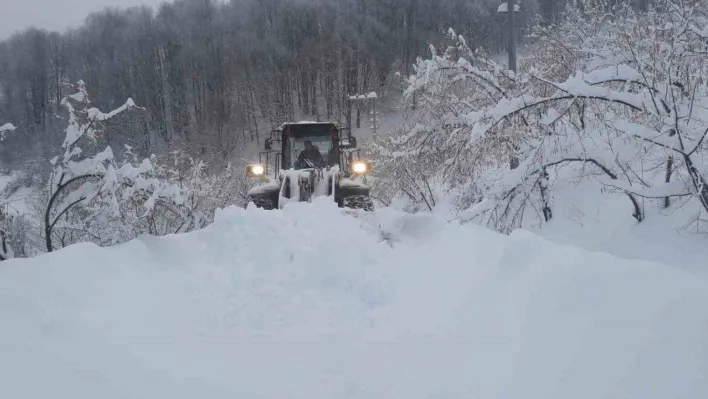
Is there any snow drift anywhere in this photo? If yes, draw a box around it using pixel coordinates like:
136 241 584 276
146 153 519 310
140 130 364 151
1 199 707 398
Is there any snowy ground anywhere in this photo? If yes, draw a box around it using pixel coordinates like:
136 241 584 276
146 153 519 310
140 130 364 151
0 172 34 216
1 197 707 398
527 178 708 274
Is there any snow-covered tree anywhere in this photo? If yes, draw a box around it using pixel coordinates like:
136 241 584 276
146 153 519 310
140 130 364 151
369 27 523 212
377 0 708 234
472 0 708 231
0 122 20 260
43 81 194 252
0 206 15 261
135 149 251 235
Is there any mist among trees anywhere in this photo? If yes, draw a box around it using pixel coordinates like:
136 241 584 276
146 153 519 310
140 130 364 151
0 0 558 169
0 0 675 258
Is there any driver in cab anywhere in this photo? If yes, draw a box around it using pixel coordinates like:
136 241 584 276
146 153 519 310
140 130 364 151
297 140 327 168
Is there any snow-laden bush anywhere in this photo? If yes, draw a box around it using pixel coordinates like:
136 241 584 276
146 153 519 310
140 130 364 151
0 122 21 258
367 29 517 211
42 81 198 251
374 0 708 234
146 149 254 230
0 207 34 260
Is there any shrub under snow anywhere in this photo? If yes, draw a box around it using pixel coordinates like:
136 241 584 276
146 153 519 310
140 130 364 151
373 0 708 234
42 80 200 252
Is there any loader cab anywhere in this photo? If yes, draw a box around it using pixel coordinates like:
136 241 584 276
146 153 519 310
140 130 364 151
281 123 339 170
260 122 359 175
253 122 371 183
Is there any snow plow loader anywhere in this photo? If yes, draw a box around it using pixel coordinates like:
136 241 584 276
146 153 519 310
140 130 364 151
245 122 374 211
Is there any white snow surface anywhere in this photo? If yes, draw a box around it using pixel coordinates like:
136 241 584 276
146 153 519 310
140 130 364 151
0 122 16 132
0 122 17 141
349 91 378 100
497 2 521 12
1 198 708 398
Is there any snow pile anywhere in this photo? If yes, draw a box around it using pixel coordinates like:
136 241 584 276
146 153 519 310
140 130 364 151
0 122 17 141
1 199 707 398
0 123 15 133
497 2 521 12
349 91 378 100
534 175 708 273
275 167 342 207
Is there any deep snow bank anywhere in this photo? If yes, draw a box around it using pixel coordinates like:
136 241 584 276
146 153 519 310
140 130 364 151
1 198 707 398
534 176 708 274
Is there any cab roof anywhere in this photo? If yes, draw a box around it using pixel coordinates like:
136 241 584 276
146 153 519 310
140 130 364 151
277 121 340 130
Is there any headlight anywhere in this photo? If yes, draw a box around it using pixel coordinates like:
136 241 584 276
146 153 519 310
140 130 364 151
351 161 368 174
247 164 265 176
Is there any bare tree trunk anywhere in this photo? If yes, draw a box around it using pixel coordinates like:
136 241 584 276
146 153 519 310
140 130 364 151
248 85 260 145
356 102 361 128
301 70 309 114
539 167 552 221
157 45 174 142
507 0 519 170
507 0 517 73
311 70 318 119
664 156 673 208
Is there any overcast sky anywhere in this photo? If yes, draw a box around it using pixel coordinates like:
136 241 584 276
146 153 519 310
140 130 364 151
0 0 165 39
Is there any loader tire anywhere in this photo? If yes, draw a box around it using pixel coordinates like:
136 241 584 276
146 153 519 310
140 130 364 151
251 197 277 210
343 195 374 212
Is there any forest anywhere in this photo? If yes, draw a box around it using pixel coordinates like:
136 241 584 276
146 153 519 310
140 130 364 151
1 0 695 260
0 0 559 169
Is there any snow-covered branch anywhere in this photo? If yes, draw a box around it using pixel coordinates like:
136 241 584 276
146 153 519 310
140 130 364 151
44 81 194 252
376 0 708 234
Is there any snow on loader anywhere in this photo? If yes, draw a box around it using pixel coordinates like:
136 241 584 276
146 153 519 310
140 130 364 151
245 122 374 211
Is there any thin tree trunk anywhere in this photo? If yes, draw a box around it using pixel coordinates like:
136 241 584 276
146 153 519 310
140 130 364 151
664 156 673 208
311 70 318 118
157 45 174 142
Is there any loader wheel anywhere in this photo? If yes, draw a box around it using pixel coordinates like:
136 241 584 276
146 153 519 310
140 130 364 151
343 195 374 212
251 197 277 210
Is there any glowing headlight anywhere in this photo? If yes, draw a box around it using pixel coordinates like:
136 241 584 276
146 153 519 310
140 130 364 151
247 164 265 176
352 161 368 174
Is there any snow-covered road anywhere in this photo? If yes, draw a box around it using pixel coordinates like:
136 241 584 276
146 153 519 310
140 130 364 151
1 198 707 398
